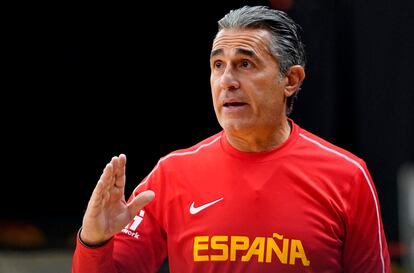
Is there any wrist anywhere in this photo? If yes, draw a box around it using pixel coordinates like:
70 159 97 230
78 227 112 248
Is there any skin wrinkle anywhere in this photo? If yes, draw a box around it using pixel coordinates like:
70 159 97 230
210 28 291 152
212 29 275 63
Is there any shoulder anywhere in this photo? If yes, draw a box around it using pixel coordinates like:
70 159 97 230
158 131 223 164
293 123 375 195
293 123 367 175
297 127 362 162
134 131 224 191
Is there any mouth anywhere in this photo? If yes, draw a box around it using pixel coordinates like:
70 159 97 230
223 102 247 107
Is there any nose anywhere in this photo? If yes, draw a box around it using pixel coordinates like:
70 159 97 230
219 67 240 91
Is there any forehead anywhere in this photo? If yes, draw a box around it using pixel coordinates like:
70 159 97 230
212 28 273 57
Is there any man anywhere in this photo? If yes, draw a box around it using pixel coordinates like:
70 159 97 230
72 5 391 273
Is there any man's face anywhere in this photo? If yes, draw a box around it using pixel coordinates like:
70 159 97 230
210 28 288 136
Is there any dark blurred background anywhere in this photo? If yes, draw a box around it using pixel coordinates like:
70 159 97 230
2 0 413 272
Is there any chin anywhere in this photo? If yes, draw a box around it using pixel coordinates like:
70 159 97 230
222 121 253 134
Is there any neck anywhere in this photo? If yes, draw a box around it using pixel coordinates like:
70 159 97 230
226 119 291 153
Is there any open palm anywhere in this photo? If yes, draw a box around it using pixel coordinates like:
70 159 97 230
80 154 154 245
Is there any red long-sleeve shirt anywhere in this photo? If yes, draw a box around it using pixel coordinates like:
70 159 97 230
73 120 391 273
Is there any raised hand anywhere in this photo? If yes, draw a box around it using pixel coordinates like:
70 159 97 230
80 154 154 245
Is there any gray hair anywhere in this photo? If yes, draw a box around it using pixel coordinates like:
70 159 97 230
217 5 306 115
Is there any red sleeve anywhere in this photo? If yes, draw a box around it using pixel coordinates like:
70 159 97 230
72 165 168 273
342 160 391 273
72 211 167 273
72 232 117 273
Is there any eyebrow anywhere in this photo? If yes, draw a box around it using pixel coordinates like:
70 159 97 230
210 48 224 59
235 48 256 58
210 48 259 61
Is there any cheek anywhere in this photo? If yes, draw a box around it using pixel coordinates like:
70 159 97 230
255 89 282 114
210 74 222 92
210 75 217 93
210 81 221 110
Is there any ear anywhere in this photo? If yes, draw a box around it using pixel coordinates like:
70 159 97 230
284 65 305 97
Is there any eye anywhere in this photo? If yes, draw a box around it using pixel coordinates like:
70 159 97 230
214 60 224 69
240 59 252 68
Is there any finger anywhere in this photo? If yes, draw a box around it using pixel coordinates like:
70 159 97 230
89 164 114 209
127 190 155 218
100 162 114 189
89 180 104 208
84 161 116 218
114 154 126 188
94 161 113 194
90 162 113 201
87 179 109 216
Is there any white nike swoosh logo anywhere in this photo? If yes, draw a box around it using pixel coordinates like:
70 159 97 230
189 197 224 215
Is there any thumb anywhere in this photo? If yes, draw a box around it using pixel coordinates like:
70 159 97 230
127 190 155 217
